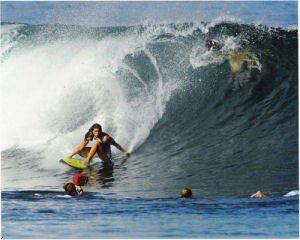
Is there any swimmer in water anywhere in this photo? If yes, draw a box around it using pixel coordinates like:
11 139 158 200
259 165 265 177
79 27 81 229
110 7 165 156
250 190 269 198
73 172 88 193
250 190 299 198
63 173 89 196
64 183 82 196
181 187 193 199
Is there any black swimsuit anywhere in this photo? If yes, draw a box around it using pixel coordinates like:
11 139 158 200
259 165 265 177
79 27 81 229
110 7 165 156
99 132 112 160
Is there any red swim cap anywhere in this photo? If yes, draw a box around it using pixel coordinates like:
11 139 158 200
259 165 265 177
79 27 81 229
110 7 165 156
73 173 88 186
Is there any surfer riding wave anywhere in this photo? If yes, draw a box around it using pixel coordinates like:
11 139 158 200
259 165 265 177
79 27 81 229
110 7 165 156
67 123 130 165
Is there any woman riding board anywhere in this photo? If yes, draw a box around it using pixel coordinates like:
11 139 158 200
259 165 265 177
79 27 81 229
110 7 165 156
68 123 130 165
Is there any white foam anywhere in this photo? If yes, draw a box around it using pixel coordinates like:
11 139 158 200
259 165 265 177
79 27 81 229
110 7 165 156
1 25 180 170
189 35 240 69
283 190 299 197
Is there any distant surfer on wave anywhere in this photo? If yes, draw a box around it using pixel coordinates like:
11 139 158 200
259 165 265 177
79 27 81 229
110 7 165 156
225 40 262 90
68 123 130 165
205 39 219 52
205 38 262 90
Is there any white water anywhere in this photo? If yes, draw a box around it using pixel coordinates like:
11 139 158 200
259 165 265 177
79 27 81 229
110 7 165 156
0 20 250 162
189 35 241 68
0 25 180 169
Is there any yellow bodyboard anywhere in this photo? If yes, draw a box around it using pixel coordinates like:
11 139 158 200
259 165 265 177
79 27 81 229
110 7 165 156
59 158 88 169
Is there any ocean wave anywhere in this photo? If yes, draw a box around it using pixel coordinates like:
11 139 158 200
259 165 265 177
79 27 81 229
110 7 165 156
1 21 297 197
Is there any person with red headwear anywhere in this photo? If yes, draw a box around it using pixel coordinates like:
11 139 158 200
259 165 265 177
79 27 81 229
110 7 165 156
63 173 89 196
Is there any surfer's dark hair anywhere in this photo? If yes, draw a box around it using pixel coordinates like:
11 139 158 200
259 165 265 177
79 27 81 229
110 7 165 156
85 123 102 140
64 183 77 196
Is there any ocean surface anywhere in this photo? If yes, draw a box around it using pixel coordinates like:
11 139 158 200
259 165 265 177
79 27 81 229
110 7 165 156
1 2 299 238
2 191 299 238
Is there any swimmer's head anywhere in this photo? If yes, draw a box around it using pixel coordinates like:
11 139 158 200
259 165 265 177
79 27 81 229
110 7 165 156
181 187 192 198
64 182 77 196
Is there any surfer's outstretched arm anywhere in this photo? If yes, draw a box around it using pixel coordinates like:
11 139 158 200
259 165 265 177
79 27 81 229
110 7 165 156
68 138 90 158
245 51 262 71
110 137 130 157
